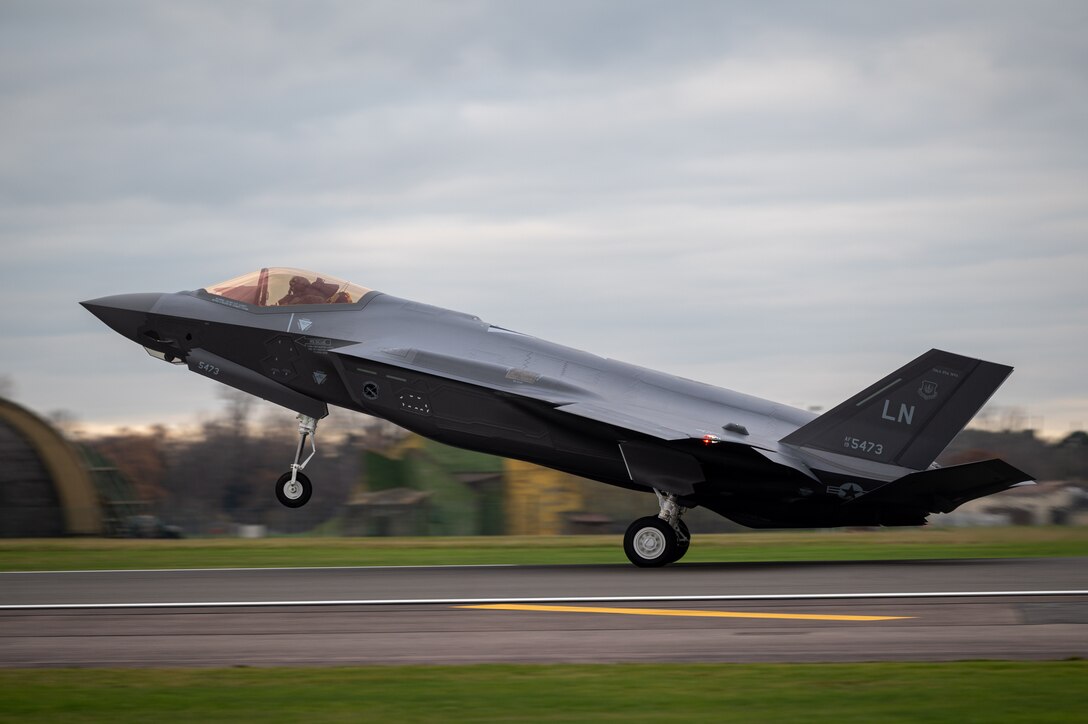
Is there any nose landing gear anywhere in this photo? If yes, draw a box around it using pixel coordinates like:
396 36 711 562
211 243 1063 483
623 489 691 567
275 414 318 508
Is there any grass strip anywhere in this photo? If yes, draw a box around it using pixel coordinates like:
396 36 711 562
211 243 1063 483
0 662 1085 723
0 526 1085 571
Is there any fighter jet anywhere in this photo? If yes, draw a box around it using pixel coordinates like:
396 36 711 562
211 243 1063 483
82 267 1032 566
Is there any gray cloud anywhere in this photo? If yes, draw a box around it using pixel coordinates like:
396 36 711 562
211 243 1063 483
1 1 1085 434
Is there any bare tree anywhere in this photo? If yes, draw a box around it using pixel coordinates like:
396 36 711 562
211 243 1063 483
217 387 256 437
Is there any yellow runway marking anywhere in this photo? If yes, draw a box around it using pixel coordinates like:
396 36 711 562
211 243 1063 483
458 603 912 622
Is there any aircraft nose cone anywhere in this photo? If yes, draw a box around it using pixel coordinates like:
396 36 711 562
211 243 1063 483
80 292 164 342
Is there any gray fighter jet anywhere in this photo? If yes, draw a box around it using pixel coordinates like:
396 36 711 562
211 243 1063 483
82 267 1032 566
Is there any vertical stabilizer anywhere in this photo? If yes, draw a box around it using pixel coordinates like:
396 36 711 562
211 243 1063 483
781 349 1012 470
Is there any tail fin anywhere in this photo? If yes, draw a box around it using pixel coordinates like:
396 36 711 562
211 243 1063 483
781 349 1012 470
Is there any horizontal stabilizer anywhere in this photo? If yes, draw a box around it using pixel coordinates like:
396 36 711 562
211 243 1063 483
864 458 1033 514
782 349 1012 470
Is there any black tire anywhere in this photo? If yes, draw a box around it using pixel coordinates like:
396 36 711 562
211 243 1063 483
671 519 691 563
623 516 678 567
275 471 312 508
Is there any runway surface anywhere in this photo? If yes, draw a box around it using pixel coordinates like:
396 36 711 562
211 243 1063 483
2 558 1086 666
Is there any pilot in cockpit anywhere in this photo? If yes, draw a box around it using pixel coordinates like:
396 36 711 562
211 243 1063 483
277 276 343 305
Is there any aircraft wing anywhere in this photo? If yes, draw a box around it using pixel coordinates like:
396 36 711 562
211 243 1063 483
555 402 691 440
555 400 778 446
335 342 770 448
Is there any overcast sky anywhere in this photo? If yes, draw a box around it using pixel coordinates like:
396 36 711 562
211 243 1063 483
1 1 1085 437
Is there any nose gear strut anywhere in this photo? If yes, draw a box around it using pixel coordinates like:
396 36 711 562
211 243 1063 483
275 414 318 508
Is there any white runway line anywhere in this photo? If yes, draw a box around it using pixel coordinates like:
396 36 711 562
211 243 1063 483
2 590 1085 610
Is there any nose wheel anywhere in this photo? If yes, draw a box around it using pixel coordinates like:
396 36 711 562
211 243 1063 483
276 414 319 508
276 471 312 508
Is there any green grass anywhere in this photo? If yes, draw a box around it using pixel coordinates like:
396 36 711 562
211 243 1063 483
1 526 1085 571
0 662 1085 723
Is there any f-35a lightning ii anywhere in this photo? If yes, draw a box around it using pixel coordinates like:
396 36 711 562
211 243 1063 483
82 267 1032 566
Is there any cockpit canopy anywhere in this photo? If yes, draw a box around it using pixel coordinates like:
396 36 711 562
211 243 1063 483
204 268 372 307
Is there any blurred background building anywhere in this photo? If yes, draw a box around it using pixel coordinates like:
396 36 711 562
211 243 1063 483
0 396 160 537
345 434 587 536
0 397 102 536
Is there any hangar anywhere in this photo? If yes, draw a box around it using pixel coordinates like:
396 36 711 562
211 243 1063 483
0 397 103 537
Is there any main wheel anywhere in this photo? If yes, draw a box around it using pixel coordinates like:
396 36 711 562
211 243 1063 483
623 516 678 567
275 471 312 508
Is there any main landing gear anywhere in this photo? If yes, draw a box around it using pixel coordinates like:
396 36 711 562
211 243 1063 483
623 489 691 567
275 414 318 508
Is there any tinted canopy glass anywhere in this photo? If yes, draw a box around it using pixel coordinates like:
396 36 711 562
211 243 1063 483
204 268 372 307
